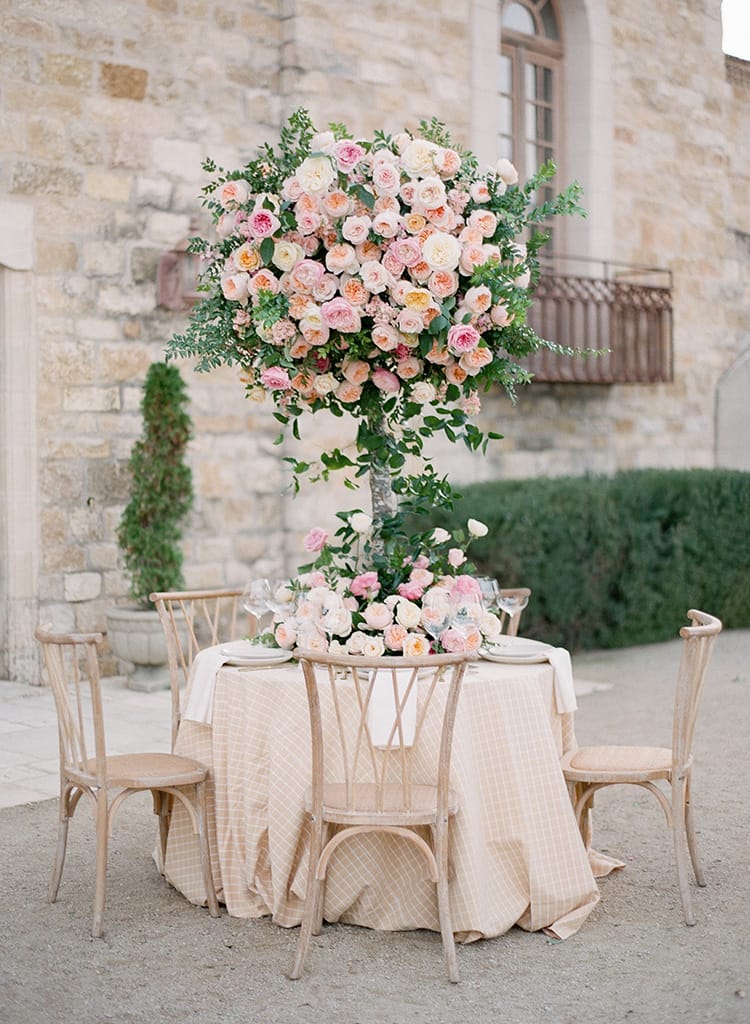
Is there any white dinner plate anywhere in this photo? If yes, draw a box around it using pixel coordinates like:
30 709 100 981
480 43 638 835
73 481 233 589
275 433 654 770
219 642 294 667
480 637 552 664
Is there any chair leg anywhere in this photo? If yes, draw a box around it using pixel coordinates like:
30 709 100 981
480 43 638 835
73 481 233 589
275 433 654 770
91 790 109 938
311 824 331 937
671 777 696 926
435 820 459 984
48 787 71 903
153 791 171 868
289 820 325 980
684 773 706 887
196 783 220 918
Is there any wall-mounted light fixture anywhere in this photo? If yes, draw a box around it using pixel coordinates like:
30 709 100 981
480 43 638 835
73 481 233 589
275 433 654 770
156 217 202 311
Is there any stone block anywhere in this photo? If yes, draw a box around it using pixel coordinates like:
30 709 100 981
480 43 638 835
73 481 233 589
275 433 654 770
43 602 76 634
151 137 203 180
37 241 78 274
9 161 83 197
96 286 156 315
87 461 132 504
43 545 86 574
82 241 125 276
41 53 93 89
146 210 191 246
100 343 152 383
28 116 67 161
75 317 120 341
130 246 160 284
84 170 133 203
136 176 173 208
100 63 148 101
64 572 102 602
63 387 120 413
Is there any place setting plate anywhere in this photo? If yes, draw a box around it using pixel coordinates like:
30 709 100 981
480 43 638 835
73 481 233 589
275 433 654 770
479 636 552 664
219 641 294 667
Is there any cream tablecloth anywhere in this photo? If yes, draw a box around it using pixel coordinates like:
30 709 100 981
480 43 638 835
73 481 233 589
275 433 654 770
163 660 601 941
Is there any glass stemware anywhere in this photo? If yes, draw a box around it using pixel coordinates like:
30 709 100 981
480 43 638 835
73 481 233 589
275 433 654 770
495 590 529 630
242 579 273 634
476 576 501 614
421 589 452 644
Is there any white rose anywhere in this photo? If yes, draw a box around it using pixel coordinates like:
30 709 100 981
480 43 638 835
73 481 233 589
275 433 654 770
400 139 439 177
362 635 386 657
363 602 394 630
346 630 368 654
411 381 437 404
321 606 353 637
421 231 462 272
395 599 421 630
403 633 430 657
313 372 338 396
478 612 502 639
495 157 519 186
296 155 336 195
350 512 373 534
467 518 489 538
272 240 304 272
310 130 336 154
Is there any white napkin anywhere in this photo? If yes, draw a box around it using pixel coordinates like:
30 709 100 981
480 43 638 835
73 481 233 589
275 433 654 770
182 646 231 725
367 668 418 747
545 647 578 714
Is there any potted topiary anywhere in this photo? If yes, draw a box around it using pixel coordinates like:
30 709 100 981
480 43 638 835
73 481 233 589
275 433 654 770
106 360 194 691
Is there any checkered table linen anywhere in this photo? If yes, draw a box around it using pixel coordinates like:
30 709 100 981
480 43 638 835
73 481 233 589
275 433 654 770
163 661 601 941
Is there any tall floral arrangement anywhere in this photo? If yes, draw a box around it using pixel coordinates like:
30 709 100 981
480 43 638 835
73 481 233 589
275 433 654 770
169 109 582 524
168 110 583 653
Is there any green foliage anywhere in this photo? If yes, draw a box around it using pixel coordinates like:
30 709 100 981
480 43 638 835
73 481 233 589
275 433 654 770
116 362 194 608
425 469 750 650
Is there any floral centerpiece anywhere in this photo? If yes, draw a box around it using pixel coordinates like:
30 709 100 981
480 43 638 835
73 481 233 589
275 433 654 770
270 510 502 656
168 109 583 654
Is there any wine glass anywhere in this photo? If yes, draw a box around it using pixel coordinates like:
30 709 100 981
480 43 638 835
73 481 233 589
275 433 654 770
242 579 273 635
495 590 529 637
421 589 452 645
476 576 501 613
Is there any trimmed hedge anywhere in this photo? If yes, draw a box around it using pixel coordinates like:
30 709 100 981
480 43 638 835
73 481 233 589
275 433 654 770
428 469 750 651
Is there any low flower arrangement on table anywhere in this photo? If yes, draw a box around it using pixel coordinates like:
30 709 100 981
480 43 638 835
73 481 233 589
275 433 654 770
263 512 501 657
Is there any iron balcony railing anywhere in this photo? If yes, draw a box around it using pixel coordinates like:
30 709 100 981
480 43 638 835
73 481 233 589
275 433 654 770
524 256 673 384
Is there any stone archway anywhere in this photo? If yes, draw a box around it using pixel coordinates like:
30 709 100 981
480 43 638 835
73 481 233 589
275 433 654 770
0 200 39 682
716 348 750 470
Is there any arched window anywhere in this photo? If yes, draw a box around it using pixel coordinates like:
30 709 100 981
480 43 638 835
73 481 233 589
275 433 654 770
499 1 563 245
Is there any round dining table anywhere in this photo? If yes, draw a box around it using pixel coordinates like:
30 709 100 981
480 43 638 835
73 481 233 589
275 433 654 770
162 657 602 942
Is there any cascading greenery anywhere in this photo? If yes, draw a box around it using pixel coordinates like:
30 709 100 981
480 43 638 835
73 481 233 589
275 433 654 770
116 361 194 607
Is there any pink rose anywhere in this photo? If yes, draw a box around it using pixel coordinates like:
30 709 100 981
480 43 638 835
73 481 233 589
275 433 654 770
390 237 422 268
360 260 392 294
410 567 434 588
448 548 466 568
383 623 408 652
372 368 401 394
450 575 481 598
320 297 361 333
397 581 424 601
288 259 325 294
341 215 372 246
447 323 480 355
309 570 327 587
303 527 329 552
247 208 281 239
372 160 401 197
333 139 366 172
217 179 249 209
260 366 292 390
439 627 467 653
350 571 381 598
274 621 297 649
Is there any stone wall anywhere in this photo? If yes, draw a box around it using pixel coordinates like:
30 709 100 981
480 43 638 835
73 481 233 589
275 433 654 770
1 0 748 681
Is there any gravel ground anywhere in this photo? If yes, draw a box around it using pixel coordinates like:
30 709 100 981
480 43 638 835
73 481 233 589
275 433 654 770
1 630 748 1024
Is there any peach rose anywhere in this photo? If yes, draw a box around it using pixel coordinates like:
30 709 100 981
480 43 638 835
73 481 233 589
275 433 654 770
325 243 359 275
404 212 427 234
445 362 468 385
469 180 491 203
404 287 432 312
221 272 250 303
341 276 369 307
372 209 401 238
463 284 493 315
434 147 462 178
396 356 422 380
459 346 493 375
217 179 249 209
321 189 353 218
372 324 399 351
383 623 408 652
425 341 451 365
428 269 458 299
342 358 370 385
468 209 498 238
335 380 362 403
288 259 325 294
403 633 430 657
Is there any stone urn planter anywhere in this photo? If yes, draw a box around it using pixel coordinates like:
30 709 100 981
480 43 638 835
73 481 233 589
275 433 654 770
106 606 171 692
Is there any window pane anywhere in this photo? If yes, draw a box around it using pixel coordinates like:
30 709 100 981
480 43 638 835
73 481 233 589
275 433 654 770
539 0 560 40
542 66 553 102
498 54 512 94
502 2 536 35
501 96 514 135
542 106 554 143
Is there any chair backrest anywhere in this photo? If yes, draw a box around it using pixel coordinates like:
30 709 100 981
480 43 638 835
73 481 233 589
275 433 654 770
672 609 722 773
498 587 531 638
35 627 107 785
150 588 243 748
294 650 474 821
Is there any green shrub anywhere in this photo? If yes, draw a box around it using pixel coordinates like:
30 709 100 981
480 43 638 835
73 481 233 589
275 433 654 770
428 469 750 650
116 362 194 607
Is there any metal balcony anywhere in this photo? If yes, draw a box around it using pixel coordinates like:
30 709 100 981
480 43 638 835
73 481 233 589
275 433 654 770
524 257 673 384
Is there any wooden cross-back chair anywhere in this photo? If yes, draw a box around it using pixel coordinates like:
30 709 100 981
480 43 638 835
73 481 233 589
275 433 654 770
560 609 722 925
497 587 531 637
35 627 219 937
149 588 243 750
289 649 476 984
